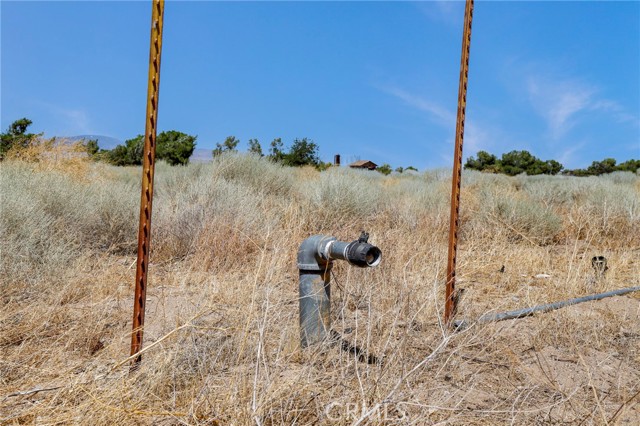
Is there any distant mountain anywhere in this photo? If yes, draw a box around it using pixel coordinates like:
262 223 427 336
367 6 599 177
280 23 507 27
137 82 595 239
190 148 213 163
64 135 123 150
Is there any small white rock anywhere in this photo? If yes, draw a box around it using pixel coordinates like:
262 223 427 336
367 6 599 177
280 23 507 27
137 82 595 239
535 273 552 279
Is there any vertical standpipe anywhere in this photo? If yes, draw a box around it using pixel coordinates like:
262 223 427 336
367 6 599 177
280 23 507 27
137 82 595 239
297 233 382 347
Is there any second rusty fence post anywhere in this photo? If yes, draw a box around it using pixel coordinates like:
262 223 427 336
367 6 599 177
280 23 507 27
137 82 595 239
130 0 165 370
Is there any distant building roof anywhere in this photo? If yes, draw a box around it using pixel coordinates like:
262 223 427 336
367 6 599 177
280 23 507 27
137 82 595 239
349 160 378 170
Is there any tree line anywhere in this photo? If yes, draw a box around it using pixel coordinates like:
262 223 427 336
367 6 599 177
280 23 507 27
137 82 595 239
3 118 420 172
96 131 196 166
464 150 639 176
3 118 637 175
212 136 326 168
1 118 325 168
0 118 197 166
105 133 327 168
2 118 329 168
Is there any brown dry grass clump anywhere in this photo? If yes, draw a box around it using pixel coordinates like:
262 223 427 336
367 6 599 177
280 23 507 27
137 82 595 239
1 153 638 425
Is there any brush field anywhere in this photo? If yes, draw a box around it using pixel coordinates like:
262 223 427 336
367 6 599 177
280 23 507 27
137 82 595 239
1 153 639 425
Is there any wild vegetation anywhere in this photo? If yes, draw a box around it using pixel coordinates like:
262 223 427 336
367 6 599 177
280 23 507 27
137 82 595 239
0 118 41 161
0 119 197 167
101 131 197 167
216 136 327 169
465 149 639 177
4 119 637 177
1 142 639 424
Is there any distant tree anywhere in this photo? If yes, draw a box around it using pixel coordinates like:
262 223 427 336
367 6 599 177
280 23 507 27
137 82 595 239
106 135 143 166
127 136 144 165
395 166 404 173
499 150 537 176
268 138 286 163
562 168 589 177
524 158 562 176
157 131 196 165
107 144 133 166
6 118 33 136
213 136 239 157
465 151 498 172
541 159 563 175
316 161 332 172
405 166 418 172
283 138 320 167
587 158 617 175
248 138 263 157
1 118 39 160
84 139 99 157
464 150 563 176
564 158 640 176
104 131 196 166
616 159 640 173
377 163 392 176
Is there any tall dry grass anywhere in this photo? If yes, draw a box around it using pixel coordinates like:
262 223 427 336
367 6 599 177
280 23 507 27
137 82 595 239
1 152 638 425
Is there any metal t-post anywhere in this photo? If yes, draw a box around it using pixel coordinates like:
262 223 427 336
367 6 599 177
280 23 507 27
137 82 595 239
130 0 165 369
445 0 473 325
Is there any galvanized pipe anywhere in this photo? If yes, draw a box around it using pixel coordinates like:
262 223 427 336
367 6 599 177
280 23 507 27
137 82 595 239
298 233 382 347
454 286 640 329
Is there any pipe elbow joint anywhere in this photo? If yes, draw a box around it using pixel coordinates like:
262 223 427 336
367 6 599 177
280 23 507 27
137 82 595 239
297 235 335 271
297 232 382 271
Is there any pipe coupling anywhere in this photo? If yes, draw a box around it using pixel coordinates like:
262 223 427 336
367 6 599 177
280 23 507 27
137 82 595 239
324 231 382 268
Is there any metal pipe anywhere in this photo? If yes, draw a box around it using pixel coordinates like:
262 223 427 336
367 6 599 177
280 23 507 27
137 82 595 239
298 232 382 347
454 286 640 329
130 0 165 370
445 0 474 326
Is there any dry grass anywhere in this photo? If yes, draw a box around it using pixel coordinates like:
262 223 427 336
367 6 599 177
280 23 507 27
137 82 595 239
1 153 638 425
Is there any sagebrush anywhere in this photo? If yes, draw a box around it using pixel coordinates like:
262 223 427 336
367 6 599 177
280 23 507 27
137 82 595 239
1 153 638 425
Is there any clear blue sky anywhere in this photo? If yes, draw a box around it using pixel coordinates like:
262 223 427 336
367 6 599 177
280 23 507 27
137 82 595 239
2 1 639 169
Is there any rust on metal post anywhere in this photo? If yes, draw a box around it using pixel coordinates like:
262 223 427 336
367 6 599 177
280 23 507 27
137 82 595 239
445 0 473 326
130 0 165 369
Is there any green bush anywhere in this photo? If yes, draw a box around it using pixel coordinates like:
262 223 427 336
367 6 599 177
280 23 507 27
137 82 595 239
212 136 239 158
106 131 197 166
156 131 196 166
464 150 563 175
283 138 320 167
1 118 40 160
376 163 392 175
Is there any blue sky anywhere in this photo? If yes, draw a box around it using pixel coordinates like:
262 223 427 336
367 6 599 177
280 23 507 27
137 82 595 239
2 1 639 170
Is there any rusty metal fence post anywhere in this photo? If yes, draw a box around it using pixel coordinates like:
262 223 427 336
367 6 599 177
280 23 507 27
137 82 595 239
445 0 473 326
130 0 165 369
